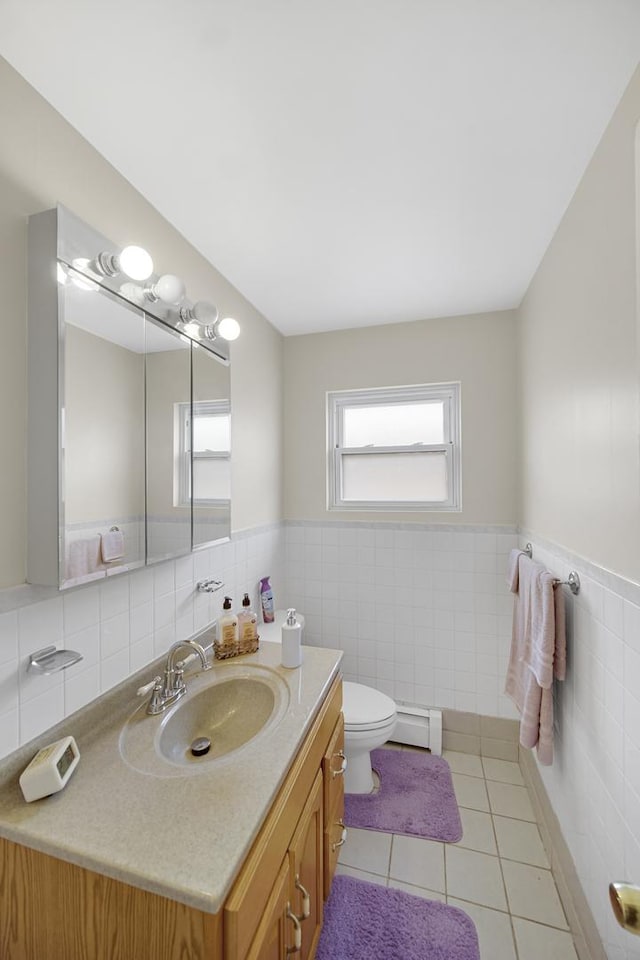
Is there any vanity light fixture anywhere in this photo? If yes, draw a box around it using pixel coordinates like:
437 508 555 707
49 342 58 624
92 245 154 282
179 301 241 342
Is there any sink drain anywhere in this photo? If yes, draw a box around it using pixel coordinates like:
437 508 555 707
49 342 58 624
190 737 211 757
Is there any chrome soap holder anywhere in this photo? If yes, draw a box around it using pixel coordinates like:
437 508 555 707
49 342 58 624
28 645 83 675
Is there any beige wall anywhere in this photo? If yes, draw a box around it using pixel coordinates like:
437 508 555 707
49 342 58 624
0 56 283 589
283 310 518 524
518 65 640 582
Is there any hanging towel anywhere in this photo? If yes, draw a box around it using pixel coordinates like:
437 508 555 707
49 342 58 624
67 536 102 579
101 529 125 563
505 553 566 765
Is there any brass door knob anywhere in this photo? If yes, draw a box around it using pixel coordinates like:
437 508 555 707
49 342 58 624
610 883 640 935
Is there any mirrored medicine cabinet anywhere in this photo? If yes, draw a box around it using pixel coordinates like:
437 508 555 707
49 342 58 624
27 205 231 590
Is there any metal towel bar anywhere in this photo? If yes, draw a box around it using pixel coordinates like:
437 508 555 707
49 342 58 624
523 542 580 596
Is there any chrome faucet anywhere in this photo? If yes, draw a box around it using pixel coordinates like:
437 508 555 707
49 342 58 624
140 639 211 715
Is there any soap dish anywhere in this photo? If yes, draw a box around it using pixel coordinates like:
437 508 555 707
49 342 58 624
28 645 83 675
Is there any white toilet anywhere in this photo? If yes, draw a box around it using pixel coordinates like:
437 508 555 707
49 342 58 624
342 681 398 794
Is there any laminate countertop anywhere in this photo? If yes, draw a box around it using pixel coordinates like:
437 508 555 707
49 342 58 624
0 640 342 914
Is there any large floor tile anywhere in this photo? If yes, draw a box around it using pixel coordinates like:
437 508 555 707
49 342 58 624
388 878 447 902
458 807 498 855
513 917 578 959
482 757 525 785
448 897 517 960
389 834 445 892
502 860 568 928
493 815 549 867
452 772 490 811
487 780 535 821
445 845 507 911
335 864 387 885
338 826 391 877
443 750 484 777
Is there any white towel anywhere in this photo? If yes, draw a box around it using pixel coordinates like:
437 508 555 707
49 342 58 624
67 536 102 579
101 530 125 563
505 553 566 765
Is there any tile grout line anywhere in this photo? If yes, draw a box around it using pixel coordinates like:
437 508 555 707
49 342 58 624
487 770 521 960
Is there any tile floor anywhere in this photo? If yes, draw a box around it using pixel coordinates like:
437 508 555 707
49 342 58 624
337 746 579 960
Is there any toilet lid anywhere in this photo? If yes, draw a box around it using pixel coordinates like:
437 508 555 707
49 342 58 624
343 681 396 727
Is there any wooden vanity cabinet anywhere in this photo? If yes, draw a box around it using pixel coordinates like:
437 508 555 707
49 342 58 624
322 713 346 899
0 676 343 960
224 676 343 960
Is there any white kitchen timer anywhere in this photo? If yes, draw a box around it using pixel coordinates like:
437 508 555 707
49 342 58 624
19 735 80 802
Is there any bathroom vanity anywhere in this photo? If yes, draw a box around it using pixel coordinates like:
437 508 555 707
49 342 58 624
0 642 344 960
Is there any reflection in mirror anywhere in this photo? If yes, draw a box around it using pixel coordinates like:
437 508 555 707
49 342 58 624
62 282 146 587
192 346 231 548
145 318 192 563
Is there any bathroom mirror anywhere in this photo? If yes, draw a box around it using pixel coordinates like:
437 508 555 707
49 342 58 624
145 317 192 564
61 282 146 586
27 204 232 589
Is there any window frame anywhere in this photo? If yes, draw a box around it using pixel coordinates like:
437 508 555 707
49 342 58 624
327 382 461 512
176 399 231 507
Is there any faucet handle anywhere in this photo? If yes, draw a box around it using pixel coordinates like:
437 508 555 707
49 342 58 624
137 677 162 697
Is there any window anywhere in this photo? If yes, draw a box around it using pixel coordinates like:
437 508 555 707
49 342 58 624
327 382 461 511
176 400 231 506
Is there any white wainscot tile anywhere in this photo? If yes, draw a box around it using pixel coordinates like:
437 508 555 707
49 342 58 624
624 600 640 654
0 659 19 714
0 611 18 666
101 649 130 692
0 708 19 758
20 685 65 744
63 625 100 674
63 585 100 636
153 561 176 599
129 567 154 608
99 576 129 620
603 590 624 639
18 598 63 658
100 612 129 659
65 664 101 716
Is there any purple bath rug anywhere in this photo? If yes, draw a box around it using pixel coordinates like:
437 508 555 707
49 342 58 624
344 748 462 842
316 875 480 960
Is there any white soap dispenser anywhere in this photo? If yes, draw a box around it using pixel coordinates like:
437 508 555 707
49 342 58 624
281 608 302 668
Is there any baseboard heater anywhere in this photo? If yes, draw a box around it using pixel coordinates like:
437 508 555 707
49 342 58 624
391 705 442 755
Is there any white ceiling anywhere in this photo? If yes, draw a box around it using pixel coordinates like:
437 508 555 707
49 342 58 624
2 1 640 336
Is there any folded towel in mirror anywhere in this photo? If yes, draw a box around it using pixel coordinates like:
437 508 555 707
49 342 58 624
101 529 125 563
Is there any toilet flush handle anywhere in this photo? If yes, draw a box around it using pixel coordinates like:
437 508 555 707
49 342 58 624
331 750 347 779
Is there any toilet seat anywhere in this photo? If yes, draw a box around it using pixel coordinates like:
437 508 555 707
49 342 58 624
343 681 396 730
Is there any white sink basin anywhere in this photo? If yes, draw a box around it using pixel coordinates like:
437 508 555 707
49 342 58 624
119 664 289 777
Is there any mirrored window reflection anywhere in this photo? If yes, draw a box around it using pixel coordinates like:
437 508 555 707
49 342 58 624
191 346 231 548
145 318 191 564
62 283 146 586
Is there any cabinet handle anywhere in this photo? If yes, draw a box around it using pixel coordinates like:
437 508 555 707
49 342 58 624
331 750 347 778
294 875 311 920
331 819 348 851
285 903 302 954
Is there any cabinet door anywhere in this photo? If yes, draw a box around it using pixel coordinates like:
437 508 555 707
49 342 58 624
245 858 293 960
322 716 346 899
288 771 323 960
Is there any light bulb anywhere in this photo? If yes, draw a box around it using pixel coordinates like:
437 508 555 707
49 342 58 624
216 316 240 341
192 301 219 325
145 274 186 306
118 245 154 281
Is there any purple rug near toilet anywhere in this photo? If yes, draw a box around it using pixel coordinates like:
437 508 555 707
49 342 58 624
316 876 480 960
344 748 462 842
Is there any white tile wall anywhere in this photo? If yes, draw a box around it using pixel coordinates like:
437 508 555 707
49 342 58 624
0 524 283 763
283 522 520 719
521 533 640 960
